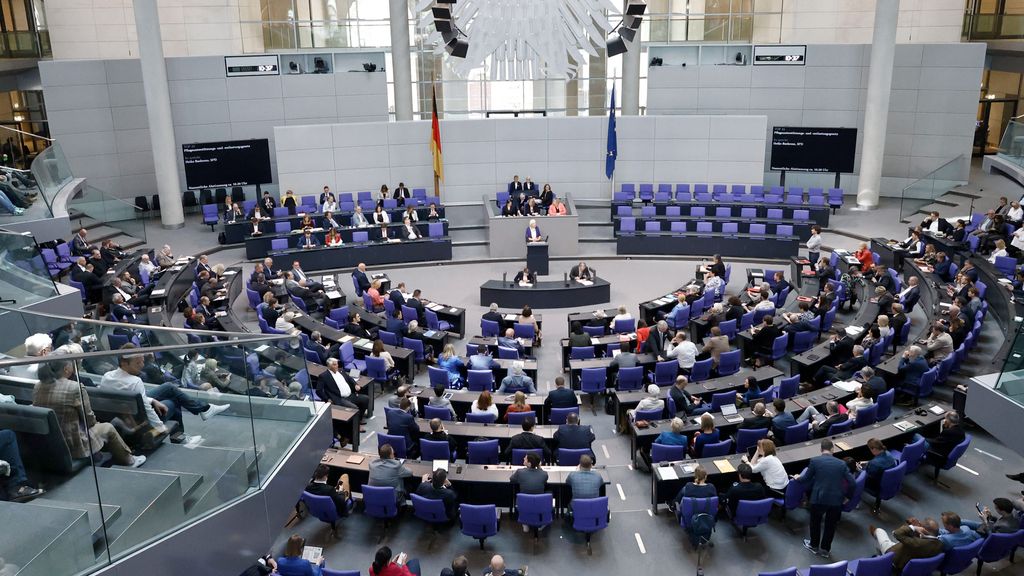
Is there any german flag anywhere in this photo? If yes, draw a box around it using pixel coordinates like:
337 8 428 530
430 85 443 183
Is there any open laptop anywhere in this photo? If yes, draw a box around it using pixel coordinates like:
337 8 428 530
720 403 744 424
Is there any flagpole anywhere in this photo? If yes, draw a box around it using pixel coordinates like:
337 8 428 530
433 76 440 200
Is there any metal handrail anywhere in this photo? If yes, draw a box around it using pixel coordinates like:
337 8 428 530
0 124 52 143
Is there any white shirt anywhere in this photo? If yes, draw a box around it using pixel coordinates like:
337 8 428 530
139 260 157 278
323 201 338 212
328 369 352 397
612 313 633 324
471 404 499 418
100 368 163 430
704 276 724 296
927 219 941 233
528 227 540 240
373 211 390 225
846 397 873 414
806 234 822 251
665 340 698 369
1008 206 1023 222
1013 228 1024 251
405 211 419 222
754 299 776 311
989 248 1008 263
751 455 789 490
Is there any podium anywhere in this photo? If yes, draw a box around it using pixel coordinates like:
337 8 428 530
526 241 549 275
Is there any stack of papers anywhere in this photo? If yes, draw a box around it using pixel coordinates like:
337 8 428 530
577 279 594 286
833 380 861 393
713 459 736 474
659 467 679 481
302 547 323 564
893 421 915 432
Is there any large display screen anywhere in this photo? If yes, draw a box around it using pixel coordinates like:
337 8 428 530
770 127 857 173
182 139 272 189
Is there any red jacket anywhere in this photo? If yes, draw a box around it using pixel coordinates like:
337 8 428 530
370 563 415 576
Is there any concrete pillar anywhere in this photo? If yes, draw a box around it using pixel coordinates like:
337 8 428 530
389 0 413 121
620 0 641 116
856 0 900 209
132 0 184 229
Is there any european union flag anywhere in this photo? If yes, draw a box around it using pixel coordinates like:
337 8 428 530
606 84 617 180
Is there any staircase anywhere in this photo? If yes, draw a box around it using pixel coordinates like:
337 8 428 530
898 186 983 225
67 213 146 251
577 202 617 256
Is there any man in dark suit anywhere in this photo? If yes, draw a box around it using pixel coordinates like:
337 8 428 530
739 402 772 430
857 366 889 395
87 249 108 277
260 191 277 211
932 252 953 282
424 417 458 457
393 182 411 206
508 175 523 194
194 255 214 280
305 464 351 517
345 313 372 339
502 416 550 463
890 303 908 342
289 261 323 291
568 261 593 282
414 469 459 520
901 276 921 313
389 282 407 309
260 297 281 328
813 345 868 388
482 303 503 325
315 358 369 420
386 398 421 458
352 262 370 296
512 267 536 285
406 289 426 323
553 412 595 462
385 310 406 340
523 177 537 195
669 375 705 416
751 315 783 356
646 320 670 359
795 439 855 558
921 411 966 462
544 376 578 413
110 294 137 323
70 257 102 303
71 228 91 256
496 328 525 358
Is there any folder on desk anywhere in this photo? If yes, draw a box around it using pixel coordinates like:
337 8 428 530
591 337 601 345
659 467 678 481
346 454 365 464
834 441 852 451
504 314 517 321
713 459 736 474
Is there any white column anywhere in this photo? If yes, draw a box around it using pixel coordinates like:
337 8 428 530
389 0 413 121
620 1 641 116
132 0 184 229
856 0 900 209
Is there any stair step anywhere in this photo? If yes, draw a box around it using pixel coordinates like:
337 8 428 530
452 244 489 260
579 221 612 227
109 234 145 250
73 225 120 242
69 216 101 230
943 189 982 200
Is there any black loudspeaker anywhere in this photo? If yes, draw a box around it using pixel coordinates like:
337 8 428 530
619 26 636 42
626 1 647 16
607 35 627 57
432 6 451 19
435 19 454 33
447 38 469 58
625 15 643 29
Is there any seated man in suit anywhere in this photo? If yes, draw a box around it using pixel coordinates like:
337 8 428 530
544 376 577 412
554 412 596 462
315 358 369 422
569 261 593 283
482 302 503 324
813 345 867 389
386 398 421 458
406 289 426 322
368 443 413 504
70 257 102 303
385 309 407 339
899 276 921 313
502 416 551 463
298 228 318 249
289 261 324 291
345 312 373 339
305 464 351 517
932 251 953 282
88 248 109 277
917 411 966 462
389 282 408 308
796 400 848 439
496 328 526 358
110 293 138 323
856 366 889 395
508 174 524 194
424 417 458 457
739 402 773 431
71 227 92 256
414 469 459 521
307 330 339 365
351 205 370 228
872 264 897 293
467 344 498 371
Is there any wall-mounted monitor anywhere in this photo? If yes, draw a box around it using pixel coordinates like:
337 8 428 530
770 127 857 173
753 45 806 66
224 55 280 77
182 139 272 189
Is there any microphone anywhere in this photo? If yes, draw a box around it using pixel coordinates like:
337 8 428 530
564 272 569 287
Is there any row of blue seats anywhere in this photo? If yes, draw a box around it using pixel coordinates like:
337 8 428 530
618 218 798 235
616 204 816 221
202 196 442 221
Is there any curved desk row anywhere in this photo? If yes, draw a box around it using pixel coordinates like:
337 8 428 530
269 237 453 273
245 221 450 260
615 215 814 240
649 402 948 511
224 206 446 244
616 232 799 259
479 279 611 309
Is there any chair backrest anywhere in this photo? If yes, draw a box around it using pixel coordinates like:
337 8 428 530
653 360 678 385
717 350 740 375
301 491 341 524
758 570 798 576
699 439 731 457
467 439 499 463
481 319 500 337
516 493 555 528
783 420 809 444
901 554 945 576
689 359 712 382
420 439 452 461
828 419 853 435
938 539 983 576
778 375 799 399
412 493 449 524
735 428 769 453
570 497 609 533
378 433 407 458
877 460 908 501
549 406 580 425
651 442 686 463
557 448 591 466
466 369 495 392
977 529 1024 563
613 318 636 333
571 346 595 360
506 411 536 425
710 391 736 412
634 408 662 422
806 561 848 576
362 485 399 519
732 498 774 528
854 403 878 428
617 366 644 391
428 365 449 388
514 322 536 339
680 496 719 529
582 324 605 337
423 404 452 421
466 412 497 424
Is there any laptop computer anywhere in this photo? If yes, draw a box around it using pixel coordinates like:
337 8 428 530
720 403 744 423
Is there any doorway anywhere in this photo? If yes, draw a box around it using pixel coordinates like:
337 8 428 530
977 97 1019 156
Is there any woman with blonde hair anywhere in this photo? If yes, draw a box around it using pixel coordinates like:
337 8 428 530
517 304 541 342
436 343 464 388
690 412 719 457
503 391 531 422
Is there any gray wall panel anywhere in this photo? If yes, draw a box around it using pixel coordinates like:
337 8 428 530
647 42 983 196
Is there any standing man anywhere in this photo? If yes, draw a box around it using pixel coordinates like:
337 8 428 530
352 262 370 296
794 438 855 559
